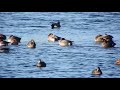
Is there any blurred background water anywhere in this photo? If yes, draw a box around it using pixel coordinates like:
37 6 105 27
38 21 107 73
0 12 120 78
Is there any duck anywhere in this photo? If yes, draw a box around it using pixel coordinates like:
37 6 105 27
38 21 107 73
95 34 114 43
58 38 73 47
115 59 120 65
92 67 102 75
27 39 36 48
48 33 61 42
9 39 19 45
36 59 46 67
8 35 21 43
51 21 61 29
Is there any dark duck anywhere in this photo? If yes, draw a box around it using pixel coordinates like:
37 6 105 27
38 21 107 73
51 21 61 29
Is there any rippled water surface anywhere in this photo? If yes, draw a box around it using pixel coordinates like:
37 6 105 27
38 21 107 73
0 12 120 78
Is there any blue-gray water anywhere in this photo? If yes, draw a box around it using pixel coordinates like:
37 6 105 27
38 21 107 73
0 12 120 78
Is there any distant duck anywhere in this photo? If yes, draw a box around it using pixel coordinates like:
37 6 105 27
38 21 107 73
0 47 9 53
48 33 61 42
115 59 120 65
58 38 73 47
51 21 61 29
27 39 36 48
92 67 102 75
8 35 21 44
36 59 46 67
0 34 6 40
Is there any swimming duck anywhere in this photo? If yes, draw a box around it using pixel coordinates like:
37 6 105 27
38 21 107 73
27 39 36 48
115 59 120 65
8 35 21 43
58 38 73 47
36 59 46 67
48 33 61 42
92 67 102 75
9 39 19 45
95 34 114 43
51 21 61 29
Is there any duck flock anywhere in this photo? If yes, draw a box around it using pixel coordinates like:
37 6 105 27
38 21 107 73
0 20 119 76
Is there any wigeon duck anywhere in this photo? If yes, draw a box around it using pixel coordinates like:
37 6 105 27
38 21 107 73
27 39 36 48
92 67 102 75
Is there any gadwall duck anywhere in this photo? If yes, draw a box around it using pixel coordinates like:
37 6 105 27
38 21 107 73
27 39 36 48
48 33 61 42
115 59 120 65
59 38 73 47
36 59 46 67
51 21 61 29
92 67 102 75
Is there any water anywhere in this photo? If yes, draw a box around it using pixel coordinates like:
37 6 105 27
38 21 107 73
0 12 120 78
